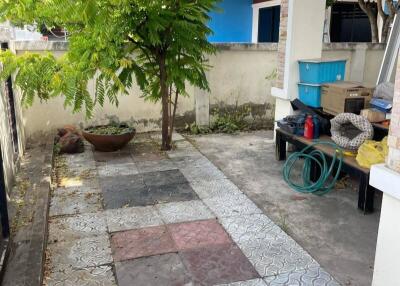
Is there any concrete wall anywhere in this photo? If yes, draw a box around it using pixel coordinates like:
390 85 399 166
11 41 280 139
6 41 386 141
207 43 278 125
322 43 386 85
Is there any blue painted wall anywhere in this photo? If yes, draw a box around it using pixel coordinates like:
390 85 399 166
208 0 253 43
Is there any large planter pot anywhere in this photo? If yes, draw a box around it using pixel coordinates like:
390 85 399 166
82 125 136 152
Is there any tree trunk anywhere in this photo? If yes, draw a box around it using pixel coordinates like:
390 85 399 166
381 17 391 43
358 0 379 43
168 89 179 147
370 16 380 43
159 55 171 150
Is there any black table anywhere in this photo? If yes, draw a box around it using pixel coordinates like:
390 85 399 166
275 128 376 213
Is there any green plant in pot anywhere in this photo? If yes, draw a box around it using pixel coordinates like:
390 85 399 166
82 123 136 152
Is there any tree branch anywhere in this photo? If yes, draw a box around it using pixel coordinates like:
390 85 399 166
385 0 396 16
378 0 387 19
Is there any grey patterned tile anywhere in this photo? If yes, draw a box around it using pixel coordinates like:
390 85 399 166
62 151 95 166
148 183 199 204
142 169 188 187
58 177 101 189
203 194 262 218
219 214 277 244
48 235 113 269
105 206 163 232
136 159 177 173
99 175 150 209
190 179 243 199
241 233 318 277
167 143 202 159
49 189 103 217
63 163 98 178
156 200 215 224
263 267 340 286
97 162 139 177
216 278 267 286
179 162 226 182
48 212 107 243
172 155 212 169
219 214 318 278
53 186 102 195
45 265 117 286
93 150 133 164
115 253 192 286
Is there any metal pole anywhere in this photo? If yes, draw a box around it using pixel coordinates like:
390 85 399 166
0 144 10 238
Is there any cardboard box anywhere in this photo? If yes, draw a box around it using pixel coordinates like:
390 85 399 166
321 81 374 115
361 108 386 123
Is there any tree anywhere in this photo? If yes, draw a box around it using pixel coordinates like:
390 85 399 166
358 0 380 43
358 0 400 43
0 0 218 150
376 0 399 43
328 0 398 43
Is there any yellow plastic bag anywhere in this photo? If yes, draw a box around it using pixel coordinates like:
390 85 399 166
356 137 388 168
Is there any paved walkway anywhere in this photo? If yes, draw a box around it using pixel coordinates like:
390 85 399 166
44 133 340 286
190 131 380 286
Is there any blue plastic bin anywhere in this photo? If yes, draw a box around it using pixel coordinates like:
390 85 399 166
298 59 346 84
298 83 321 108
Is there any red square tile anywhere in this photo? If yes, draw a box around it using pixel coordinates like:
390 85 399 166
181 244 259 285
111 225 176 261
167 219 232 251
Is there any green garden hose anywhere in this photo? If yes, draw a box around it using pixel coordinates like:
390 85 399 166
283 141 344 195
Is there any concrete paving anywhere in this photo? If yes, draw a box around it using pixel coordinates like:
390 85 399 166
44 132 340 286
189 131 381 286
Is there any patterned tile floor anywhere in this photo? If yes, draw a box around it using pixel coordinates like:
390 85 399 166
44 134 341 286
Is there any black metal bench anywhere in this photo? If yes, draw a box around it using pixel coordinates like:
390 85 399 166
275 128 376 213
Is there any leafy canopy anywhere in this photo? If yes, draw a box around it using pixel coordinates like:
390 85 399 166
0 0 218 117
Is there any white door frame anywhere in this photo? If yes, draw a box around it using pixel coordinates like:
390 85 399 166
252 0 281 43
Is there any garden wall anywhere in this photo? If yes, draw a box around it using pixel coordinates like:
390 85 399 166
8 41 385 141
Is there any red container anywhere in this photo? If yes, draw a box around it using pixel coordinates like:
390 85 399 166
304 115 314 140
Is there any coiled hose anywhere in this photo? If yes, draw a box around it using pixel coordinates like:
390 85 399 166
283 141 344 195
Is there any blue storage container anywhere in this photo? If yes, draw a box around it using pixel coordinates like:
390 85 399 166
298 83 321 108
298 59 346 84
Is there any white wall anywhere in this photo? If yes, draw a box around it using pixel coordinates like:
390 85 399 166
11 41 279 139
7 41 386 141
372 193 400 286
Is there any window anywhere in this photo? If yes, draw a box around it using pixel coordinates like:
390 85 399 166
252 1 281 43
258 6 280 42
330 2 373 42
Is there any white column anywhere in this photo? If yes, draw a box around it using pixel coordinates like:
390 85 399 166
370 49 400 286
194 87 210 126
349 44 367 83
272 0 326 120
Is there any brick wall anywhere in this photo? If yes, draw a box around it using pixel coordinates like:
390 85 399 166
387 54 400 172
276 0 288 89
